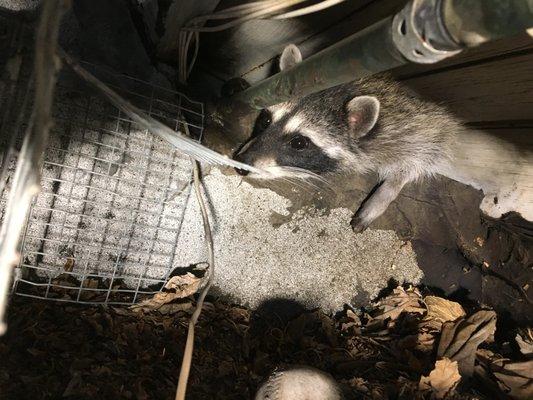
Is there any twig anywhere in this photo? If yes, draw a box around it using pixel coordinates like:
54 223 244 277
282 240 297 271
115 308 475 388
175 160 215 400
0 0 67 335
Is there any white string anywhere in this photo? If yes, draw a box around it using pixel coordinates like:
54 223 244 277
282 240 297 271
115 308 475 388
272 0 347 19
177 0 348 83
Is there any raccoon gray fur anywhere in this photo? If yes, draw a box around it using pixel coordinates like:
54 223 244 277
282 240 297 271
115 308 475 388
234 44 459 232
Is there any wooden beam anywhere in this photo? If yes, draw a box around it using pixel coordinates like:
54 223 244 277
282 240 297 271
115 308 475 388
402 51 533 123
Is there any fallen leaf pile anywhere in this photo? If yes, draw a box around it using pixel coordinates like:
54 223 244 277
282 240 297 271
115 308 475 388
341 286 530 399
0 284 531 399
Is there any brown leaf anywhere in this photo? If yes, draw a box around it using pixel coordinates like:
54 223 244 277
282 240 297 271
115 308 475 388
346 377 370 394
157 301 193 315
416 331 438 352
317 311 338 346
437 310 496 377
409 296 466 354
492 360 533 399
83 278 100 289
419 358 461 399
64 258 75 272
423 296 465 329
130 273 202 313
371 286 425 323
228 307 251 323
62 373 83 397
163 273 202 295
286 313 310 343
341 309 362 335
515 331 533 357
477 350 533 399
491 360 533 400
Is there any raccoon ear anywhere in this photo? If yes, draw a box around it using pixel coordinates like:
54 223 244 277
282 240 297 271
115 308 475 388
346 96 380 138
279 44 302 71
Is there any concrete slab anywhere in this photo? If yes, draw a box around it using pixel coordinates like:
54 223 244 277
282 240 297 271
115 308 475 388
174 168 423 311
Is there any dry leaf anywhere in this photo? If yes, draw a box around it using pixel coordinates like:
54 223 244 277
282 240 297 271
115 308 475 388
410 331 438 353
341 309 362 334
83 278 99 289
371 286 425 323
437 310 496 377
419 358 461 399
347 377 370 393
130 273 202 312
423 296 465 329
515 331 533 357
157 302 194 315
409 296 466 353
477 349 533 399
64 258 75 272
493 360 533 400
163 273 202 295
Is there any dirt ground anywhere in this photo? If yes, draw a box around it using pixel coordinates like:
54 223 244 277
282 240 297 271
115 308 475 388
1 284 531 400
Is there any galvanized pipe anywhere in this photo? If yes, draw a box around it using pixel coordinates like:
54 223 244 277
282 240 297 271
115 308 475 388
231 0 533 110
443 0 533 46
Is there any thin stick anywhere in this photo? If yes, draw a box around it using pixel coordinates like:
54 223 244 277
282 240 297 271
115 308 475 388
175 160 215 400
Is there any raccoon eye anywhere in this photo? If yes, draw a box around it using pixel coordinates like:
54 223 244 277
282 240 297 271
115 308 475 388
254 109 272 135
289 135 310 150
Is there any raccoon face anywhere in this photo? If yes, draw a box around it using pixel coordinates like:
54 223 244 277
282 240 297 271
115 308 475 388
233 44 381 180
233 107 341 178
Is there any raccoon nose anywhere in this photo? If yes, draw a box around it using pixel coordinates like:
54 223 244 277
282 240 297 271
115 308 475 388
235 167 249 176
233 152 250 176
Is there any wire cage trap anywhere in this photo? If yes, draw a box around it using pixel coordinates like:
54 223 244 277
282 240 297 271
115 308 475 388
0 59 205 305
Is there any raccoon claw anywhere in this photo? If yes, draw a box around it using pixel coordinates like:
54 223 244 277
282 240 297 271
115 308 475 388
350 216 369 233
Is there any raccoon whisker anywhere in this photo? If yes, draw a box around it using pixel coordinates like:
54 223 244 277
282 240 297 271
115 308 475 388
265 177 318 196
267 179 311 195
275 172 326 193
257 169 319 194
300 178 333 194
277 176 320 194
287 177 323 193
240 170 311 194
274 166 334 192
270 174 316 193
277 166 329 183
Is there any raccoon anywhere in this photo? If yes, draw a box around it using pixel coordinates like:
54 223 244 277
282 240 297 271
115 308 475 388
234 44 460 232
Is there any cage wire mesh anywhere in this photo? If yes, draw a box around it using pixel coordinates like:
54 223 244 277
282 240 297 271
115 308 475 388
0 57 205 305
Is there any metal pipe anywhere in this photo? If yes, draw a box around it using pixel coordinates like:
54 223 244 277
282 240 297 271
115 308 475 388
232 16 405 109
231 0 533 110
443 0 533 46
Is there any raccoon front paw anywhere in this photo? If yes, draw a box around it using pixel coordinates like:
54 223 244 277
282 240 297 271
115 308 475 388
350 216 369 233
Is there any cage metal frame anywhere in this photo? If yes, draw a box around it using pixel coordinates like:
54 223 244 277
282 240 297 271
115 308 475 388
1 63 205 305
